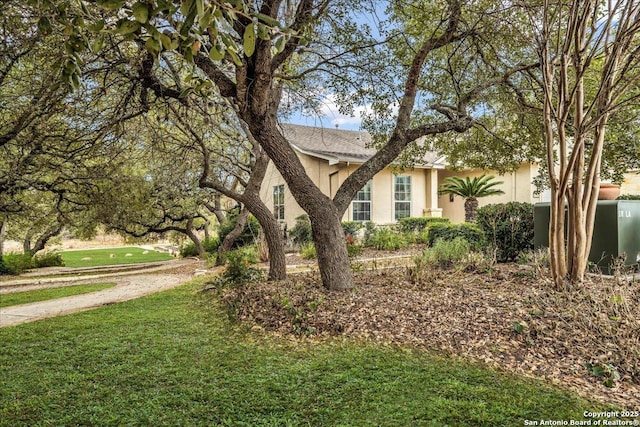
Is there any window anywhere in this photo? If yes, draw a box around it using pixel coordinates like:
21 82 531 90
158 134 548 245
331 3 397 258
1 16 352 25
273 184 285 220
352 180 372 221
394 176 412 220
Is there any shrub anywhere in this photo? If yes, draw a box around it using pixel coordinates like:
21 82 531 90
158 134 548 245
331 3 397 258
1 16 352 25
289 214 312 245
427 223 486 251
476 202 534 262
180 237 220 258
363 221 377 242
345 235 363 257
300 242 316 259
341 221 364 238
223 246 263 284
219 211 261 249
399 216 450 233
1 253 35 275
367 228 409 251
0 258 11 275
421 237 472 268
617 194 640 200
33 251 65 268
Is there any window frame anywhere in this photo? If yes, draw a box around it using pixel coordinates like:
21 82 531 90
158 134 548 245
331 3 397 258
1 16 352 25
273 184 285 221
394 175 412 221
351 180 372 222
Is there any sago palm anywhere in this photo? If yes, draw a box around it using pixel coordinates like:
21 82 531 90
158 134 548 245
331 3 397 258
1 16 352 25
440 175 505 222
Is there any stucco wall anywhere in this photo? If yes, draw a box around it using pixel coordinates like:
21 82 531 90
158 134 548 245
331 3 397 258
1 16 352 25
438 163 542 223
260 154 437 227
621 171 640 195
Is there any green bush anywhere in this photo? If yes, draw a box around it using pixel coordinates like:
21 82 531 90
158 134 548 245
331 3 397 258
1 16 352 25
289 214 312 245
427 223 485 251
399 217 450 233
300 242 316 260
33 251 65 268
342 221 364 238
219 211 261 249
180 237 220 258
223 246 262 284
476 202 534 262
1 253 35 275
0 258 11 275
421 237 471 268
617 194 640 200
367 228 409 251
345 235 363 257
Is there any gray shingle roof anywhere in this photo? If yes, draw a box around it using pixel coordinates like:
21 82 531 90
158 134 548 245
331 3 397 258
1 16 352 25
280 123 445 168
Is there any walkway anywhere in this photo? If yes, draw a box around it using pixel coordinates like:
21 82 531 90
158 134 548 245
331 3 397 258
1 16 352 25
0 259 202 328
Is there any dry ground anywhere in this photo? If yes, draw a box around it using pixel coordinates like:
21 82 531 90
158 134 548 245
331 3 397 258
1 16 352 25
215 262 640 408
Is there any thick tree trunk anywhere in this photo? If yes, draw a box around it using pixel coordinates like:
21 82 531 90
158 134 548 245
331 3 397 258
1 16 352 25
244 116 353 290
309 204 352 291
216 207 248 266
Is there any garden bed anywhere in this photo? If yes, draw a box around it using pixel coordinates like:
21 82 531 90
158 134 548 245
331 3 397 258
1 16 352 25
214 263 640 408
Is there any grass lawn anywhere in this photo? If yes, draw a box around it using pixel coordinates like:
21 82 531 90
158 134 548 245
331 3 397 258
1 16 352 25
0 279 614 426
0 283 116 308
61 247 173 268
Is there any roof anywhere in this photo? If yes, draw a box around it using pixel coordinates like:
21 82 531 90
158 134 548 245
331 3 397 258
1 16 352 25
279 123 445 168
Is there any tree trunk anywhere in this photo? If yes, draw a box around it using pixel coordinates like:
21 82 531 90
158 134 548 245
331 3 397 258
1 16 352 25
244 196 286 281
245 116 353 290
0 216 6 257
180 218 204 257
309 203 352 291
464 197 479 222
216 207 249 266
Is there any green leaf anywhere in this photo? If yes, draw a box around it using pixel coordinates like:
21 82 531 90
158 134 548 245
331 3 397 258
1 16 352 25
195 0 204 17
90 37 105 53
145 37 161 55
274 35 286 53
255 12 281 28
131 2 149 24
257 22 270 40
160 33 173 50
115 20 141 35
208 44 224 61
227 49 242 66
243 23 256 57
37 16 53 35
96 0 126 11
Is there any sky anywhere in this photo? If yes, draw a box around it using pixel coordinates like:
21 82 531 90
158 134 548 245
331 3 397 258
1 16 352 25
285 93 371 131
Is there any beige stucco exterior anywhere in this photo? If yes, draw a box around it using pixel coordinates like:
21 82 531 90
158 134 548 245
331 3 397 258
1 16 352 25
621 171 640 195
438 163 543 223
260 151 443 228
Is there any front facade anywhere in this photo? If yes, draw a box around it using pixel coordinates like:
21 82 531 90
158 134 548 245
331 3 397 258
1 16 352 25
261 124 543 227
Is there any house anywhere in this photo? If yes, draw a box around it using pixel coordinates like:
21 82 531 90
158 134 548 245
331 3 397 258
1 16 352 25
260 124 545 227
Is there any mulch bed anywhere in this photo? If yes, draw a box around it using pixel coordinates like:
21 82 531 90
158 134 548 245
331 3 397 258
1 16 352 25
215 263 640 408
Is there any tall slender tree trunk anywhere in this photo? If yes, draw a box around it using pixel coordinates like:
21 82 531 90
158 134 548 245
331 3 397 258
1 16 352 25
0 216 6 257
244 196 286 281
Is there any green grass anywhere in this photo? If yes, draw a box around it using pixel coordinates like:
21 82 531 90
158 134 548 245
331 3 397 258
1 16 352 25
0 283 116 308
61 247 173 268
0 280 615 426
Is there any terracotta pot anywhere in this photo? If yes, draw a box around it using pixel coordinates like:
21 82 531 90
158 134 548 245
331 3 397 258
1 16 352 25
598 183 621 200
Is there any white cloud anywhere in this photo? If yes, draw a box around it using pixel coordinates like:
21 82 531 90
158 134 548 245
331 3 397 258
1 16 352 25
315 94 372 128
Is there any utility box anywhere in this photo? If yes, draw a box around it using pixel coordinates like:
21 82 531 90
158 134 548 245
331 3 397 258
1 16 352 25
533 200 640 274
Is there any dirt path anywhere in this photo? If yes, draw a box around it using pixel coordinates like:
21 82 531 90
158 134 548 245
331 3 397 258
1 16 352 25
0 259 204 328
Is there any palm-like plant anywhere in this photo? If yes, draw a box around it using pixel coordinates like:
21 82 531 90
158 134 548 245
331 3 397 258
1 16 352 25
440 175 505 222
